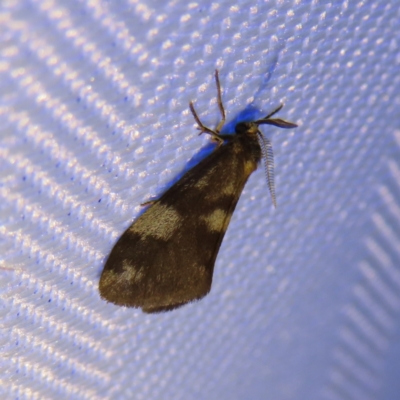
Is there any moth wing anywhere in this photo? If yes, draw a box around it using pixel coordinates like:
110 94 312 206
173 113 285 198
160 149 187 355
99 142 252 312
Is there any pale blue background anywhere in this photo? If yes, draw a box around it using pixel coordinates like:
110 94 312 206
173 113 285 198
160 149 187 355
1 1 400 399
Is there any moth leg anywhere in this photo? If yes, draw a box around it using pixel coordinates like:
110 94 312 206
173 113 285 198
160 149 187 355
262 104 283 119
214 69 226 135
188 70 228 146
189 101 224 145
140 199 158 206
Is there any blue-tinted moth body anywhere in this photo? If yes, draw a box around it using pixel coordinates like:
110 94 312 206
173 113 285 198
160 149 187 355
99 71 297 313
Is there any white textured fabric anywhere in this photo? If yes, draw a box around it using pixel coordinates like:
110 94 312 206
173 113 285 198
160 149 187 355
1 1 400 399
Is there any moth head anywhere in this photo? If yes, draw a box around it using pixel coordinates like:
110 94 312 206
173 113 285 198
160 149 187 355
235 121 259 136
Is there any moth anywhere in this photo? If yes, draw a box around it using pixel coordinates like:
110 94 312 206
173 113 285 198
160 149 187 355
99 70 297 313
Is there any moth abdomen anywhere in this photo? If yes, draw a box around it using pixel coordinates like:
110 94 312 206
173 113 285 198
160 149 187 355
99 70 297 312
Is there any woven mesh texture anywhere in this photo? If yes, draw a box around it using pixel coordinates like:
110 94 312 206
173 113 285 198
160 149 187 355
1 1 400 399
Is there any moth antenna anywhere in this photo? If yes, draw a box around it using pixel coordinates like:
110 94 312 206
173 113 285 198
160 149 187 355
257 131 276 208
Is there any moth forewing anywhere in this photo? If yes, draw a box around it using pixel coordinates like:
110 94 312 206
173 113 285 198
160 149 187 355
99 70 297 313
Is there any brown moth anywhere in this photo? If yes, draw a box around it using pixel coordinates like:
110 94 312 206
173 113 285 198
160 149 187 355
99 71 297 313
